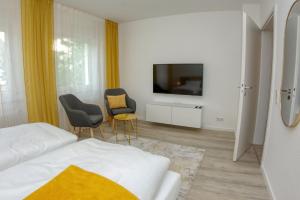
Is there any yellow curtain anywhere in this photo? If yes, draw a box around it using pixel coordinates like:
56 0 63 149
105 20 120 89
21 0 59 126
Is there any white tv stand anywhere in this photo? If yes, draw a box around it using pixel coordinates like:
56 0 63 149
146 102 202 128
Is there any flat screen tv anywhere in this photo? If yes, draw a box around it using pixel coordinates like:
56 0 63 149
153 64 203 96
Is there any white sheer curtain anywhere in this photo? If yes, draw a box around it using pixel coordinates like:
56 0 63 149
54 3 105 129
0 0 27 127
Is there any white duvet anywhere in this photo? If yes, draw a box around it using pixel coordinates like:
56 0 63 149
0 123 77 171
0 139 170 200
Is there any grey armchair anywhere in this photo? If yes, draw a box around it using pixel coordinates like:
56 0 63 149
104 88 136 117
59 94 104 138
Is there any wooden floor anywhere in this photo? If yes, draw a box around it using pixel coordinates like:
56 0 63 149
253 145 264 164
79 121 270 200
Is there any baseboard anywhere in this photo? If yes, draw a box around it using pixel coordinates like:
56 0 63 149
202 126 235 133
261 164 276 200
137 115 235 132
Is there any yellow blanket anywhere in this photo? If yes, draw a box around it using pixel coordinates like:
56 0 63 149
24 165 138 200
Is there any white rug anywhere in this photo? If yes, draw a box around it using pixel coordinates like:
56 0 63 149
107 136 205 199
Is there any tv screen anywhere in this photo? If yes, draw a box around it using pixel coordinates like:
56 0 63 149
153 64 203 96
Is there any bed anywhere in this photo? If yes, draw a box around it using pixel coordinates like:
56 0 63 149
155 171 181 200
0 122 77 171
0 138 180 200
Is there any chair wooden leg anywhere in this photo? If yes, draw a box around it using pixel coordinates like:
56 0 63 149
129 120 138 139
130 120 135 131
90 128 94 138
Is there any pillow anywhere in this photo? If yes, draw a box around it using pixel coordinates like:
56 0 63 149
107 94 127 109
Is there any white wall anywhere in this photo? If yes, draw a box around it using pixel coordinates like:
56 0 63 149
260 0 300 200
243 4 262 27
119 11 242 131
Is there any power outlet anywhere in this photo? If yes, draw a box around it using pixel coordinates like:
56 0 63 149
216 117 224 122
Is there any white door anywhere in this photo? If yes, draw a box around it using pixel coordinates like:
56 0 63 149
233 13 261 161
281 15 300 126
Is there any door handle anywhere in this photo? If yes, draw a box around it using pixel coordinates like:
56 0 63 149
281 89 292 94
237 84 252 89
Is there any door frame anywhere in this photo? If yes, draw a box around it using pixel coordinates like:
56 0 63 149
261 8 277 165
233 12 247 161
233 12 261 161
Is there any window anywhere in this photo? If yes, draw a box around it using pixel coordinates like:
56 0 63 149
0 31 7 91
55 38 90 89
54 3 105 129
0 0 28 127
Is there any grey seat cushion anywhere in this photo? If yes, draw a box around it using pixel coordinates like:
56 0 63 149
111 108 134 115
89 115 103 125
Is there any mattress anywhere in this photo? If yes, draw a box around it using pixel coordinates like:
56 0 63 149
0 122 77 171
0 138 171 200
155 171 181 200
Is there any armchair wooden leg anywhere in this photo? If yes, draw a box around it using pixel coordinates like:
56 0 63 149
99 126 105 138
112 119 115 132
78 127 81 138
115 120 118 143
73 127 81 138
90 128 94 138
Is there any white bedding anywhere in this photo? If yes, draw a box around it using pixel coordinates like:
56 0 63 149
155 171 181 200
0 123 77 171
0 138 170 200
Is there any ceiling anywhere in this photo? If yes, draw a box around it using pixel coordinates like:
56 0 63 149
56 0 262 23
